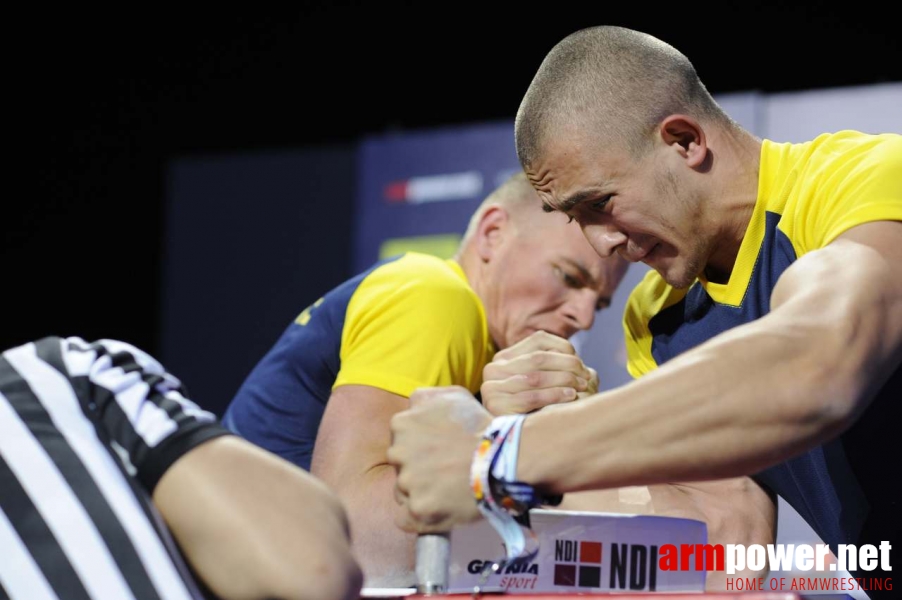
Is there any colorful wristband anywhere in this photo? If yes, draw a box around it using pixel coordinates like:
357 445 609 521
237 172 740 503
470 414 562 572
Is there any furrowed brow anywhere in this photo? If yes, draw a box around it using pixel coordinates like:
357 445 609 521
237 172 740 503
559 190 602 213
544 189 604 214
543 185 607 214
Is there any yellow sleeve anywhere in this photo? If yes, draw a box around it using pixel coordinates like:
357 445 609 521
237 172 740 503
792 133 902 254
623 270 679 379
334 257 490 397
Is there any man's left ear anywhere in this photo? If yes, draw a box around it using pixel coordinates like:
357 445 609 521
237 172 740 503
475 205 510 263
659 115 707 169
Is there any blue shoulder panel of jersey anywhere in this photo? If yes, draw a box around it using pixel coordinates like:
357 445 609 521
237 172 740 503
647 211 871 552
221 255 402 471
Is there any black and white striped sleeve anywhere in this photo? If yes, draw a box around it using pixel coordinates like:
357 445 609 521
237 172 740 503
37 336 232 492
1 336 226 600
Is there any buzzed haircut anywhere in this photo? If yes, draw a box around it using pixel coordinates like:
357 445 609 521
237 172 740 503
515 26 731 169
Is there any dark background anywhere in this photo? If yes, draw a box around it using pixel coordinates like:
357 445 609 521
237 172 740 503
6 3 900 364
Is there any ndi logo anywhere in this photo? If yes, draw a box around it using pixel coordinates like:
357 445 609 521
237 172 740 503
554 540 661 591
554 540 603 588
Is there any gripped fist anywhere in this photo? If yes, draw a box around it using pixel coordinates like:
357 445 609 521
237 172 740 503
481 331 598 415
388 386 490 533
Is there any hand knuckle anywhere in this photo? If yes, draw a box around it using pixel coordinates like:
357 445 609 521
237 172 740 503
527 391 550 410
484 363 502 379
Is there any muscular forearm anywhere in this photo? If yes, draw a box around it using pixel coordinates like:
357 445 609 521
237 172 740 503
333 464 418 587
519 309 867 493
312 386 418 587
520 231 902 494
155 437 361 600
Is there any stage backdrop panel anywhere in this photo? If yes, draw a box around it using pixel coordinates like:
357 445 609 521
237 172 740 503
161 146 356 417
354 122 523 271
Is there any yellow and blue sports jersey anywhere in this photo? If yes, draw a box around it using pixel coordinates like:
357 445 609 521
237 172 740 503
221 252 495 471
624 131 902 559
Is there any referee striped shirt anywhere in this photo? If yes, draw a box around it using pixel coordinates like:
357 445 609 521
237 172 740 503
0 336 231 600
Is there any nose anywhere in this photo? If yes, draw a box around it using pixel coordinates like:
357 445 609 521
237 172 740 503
561 290 597 334
581 221 627 258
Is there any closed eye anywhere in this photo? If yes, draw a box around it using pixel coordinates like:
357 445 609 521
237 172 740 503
563 273 581 288
554 266 583 288
591 195 613 211
595 298 611 311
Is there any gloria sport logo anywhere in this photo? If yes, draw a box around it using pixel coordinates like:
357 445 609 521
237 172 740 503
466 554 539 591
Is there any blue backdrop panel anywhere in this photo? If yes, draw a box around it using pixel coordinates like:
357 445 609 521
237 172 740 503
354 121 520 272
161 147 356 416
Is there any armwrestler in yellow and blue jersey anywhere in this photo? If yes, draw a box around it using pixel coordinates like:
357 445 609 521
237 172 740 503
220 172 625 586
624 131 902 565
222 251 493 472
